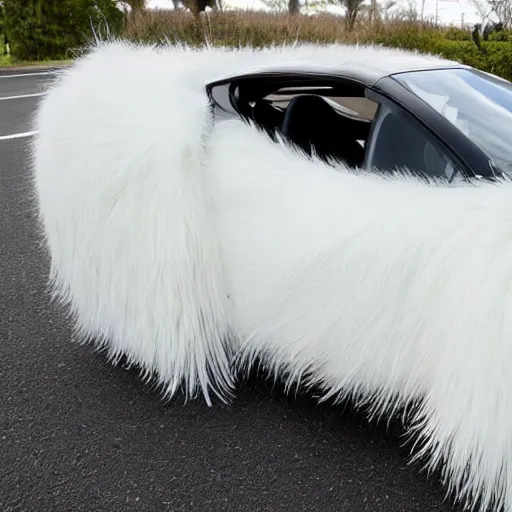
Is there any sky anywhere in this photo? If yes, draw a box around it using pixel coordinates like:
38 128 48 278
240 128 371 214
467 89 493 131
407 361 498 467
146 0 494 26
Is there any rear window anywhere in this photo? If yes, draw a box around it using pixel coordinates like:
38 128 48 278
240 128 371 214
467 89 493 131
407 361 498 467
264 86 378 121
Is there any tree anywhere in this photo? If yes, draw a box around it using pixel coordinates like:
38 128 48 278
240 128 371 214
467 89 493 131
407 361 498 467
468 0 494 30
124 0 146 11
0 1 8 55
340 0 365 29
3 0 124 61
0 2 4 40
259 0 300 14
259 0 288 11
181 0 216 17
359 0 397 22
0 2 4 34
488 0 512 27
289 0 300 13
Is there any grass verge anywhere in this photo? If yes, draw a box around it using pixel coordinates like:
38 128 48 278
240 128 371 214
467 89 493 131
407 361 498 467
0 54 73 69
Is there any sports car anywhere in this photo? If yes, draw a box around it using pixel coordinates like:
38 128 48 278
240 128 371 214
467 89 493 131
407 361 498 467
32 40 512 512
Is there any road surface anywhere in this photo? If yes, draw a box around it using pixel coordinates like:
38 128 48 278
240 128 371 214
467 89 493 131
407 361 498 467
0 69 462 512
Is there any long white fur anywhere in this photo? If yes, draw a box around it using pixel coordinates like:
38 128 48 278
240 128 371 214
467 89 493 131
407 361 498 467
32 41 238 404
32 40 512 512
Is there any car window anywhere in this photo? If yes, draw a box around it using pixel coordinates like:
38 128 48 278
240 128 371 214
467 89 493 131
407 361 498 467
366 100 465 182
392 68 512 177
226 79 380 168
264 87 378 121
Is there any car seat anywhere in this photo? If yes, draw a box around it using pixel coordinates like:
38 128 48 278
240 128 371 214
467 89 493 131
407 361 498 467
280 94 365 168
249 99 285 141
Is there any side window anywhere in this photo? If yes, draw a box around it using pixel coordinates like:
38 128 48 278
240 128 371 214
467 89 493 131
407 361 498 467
366 101 465 182
261 86 379 168
265 88 378 122
265 87 379 148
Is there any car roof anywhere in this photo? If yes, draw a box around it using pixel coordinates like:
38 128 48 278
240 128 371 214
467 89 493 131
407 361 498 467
205 44 470 87
238 61 469 86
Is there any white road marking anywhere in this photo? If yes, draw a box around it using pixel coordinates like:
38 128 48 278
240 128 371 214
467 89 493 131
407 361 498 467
0 71 53 78
0 92 45 101
0 131 37 141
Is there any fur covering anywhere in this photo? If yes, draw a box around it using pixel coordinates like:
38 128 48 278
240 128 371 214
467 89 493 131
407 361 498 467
32 41 512 512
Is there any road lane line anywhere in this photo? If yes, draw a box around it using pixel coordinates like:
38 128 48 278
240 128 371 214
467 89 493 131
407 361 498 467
0 131 37 141
0 92 45 101
0 71 54 78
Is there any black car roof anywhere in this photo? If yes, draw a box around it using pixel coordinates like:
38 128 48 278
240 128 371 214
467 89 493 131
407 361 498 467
207 59 471 88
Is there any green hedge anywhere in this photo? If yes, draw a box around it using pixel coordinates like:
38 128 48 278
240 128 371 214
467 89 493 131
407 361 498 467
369 32 512 80
3 0 125 61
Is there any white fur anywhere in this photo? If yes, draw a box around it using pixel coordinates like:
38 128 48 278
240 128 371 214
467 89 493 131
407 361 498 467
32 41 237 404
32 40 512 512
209 120 512 512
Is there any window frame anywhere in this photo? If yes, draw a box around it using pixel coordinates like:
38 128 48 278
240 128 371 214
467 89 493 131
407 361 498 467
206 70 505 182
207 72 379 159
207 71 373 121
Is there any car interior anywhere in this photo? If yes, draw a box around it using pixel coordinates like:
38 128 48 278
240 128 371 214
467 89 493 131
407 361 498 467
225 76 462 182
230 78 377 169
279 94 366 167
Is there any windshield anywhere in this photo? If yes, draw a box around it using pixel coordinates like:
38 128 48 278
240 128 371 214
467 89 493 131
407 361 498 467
392 68 512 176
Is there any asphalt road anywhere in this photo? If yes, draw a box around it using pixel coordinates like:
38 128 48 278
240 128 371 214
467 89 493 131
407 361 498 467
0 71 463 512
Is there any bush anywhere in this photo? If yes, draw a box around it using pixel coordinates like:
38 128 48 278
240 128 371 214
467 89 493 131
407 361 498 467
3 0 125 61
444 27 472 41
488 29 512 41
481 41 512 79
